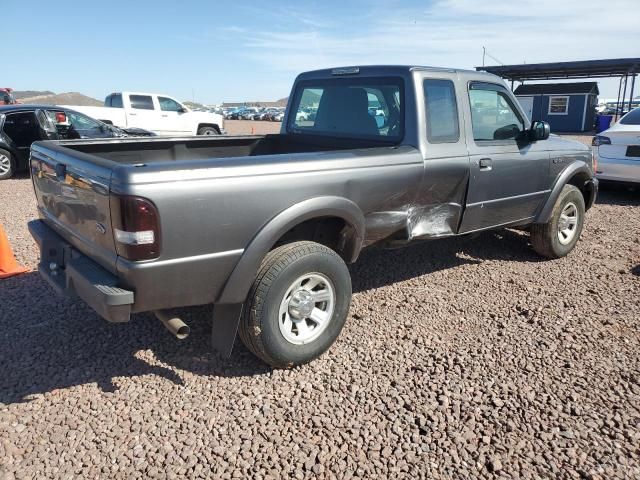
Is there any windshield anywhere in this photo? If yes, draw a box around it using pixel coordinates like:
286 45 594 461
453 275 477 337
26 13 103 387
620 108 640 125
287 77 403 141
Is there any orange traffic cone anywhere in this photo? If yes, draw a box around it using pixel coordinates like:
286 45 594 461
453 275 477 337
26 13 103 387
0 224 28 279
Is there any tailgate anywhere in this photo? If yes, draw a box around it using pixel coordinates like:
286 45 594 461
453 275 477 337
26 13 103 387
30 142 118 272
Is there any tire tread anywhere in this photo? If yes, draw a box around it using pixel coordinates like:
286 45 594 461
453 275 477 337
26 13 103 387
239 241 345 367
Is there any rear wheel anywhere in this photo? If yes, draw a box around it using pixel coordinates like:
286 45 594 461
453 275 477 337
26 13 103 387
531 184 585 258
0 149 15 180
238 241 352 368
197 126 219 135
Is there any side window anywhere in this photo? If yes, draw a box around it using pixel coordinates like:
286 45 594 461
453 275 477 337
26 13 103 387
2 112 39 146
158 96 183 112
548 96 569 115
424 79 459 143
67 112 102 131
468 84 524 142
129 95 154 110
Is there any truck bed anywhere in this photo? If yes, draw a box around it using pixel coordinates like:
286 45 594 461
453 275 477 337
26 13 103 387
29 133 421 315
54 133 396 165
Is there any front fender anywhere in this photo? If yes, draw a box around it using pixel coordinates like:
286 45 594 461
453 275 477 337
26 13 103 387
217 196 365 305
535 161 594 224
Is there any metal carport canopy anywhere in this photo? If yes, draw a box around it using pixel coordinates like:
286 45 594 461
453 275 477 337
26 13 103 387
476 58 639 117
476 58 639 81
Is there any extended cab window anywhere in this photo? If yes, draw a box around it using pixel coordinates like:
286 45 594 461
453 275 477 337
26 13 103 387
288 77 403 140
158 97 183 112
468 83 524 142
129 95 154 110
424 79 459 143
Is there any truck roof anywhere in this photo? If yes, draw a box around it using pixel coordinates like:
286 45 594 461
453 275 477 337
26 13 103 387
297 65 500 81
108 92 180 98
0 104 89 113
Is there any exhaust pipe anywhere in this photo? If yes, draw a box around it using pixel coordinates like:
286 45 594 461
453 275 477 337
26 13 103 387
154 310 190 340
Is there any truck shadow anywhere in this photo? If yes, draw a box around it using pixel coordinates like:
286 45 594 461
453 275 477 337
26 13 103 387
0 228 537 404
596 183 639 206
350 228 540 293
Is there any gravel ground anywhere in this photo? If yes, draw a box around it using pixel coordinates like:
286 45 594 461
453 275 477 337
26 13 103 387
1 158 639 478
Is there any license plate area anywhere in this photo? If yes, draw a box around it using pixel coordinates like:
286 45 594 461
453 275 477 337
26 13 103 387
626 145 640 157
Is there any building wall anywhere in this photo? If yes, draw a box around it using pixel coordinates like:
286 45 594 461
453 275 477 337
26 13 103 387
534 94 588 133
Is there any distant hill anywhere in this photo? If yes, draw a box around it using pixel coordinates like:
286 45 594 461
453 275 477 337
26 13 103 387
14 90 102 106
13 90 54 100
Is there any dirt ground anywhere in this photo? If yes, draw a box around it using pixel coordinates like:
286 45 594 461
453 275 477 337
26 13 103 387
0 136 638 479
224 120 281 136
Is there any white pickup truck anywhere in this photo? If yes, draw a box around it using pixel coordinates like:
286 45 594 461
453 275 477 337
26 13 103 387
65 92 225 136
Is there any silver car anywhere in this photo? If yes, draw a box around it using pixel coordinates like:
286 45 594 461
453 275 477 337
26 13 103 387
592 108 640 184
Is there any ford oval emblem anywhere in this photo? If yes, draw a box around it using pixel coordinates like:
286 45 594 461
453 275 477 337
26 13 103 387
96 223 107 235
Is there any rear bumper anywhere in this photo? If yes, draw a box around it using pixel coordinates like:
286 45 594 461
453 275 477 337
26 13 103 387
596 158 640 184
28 220 134 323
595 156 640 184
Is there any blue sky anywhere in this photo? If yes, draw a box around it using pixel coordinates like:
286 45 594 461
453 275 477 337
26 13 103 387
4 0 638 104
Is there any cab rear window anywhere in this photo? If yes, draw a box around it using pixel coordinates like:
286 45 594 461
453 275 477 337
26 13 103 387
288 77 403 141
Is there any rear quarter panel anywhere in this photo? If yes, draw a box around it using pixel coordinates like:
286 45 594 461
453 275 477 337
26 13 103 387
111 146 424 311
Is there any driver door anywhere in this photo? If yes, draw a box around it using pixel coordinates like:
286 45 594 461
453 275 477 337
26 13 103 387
459 82 550 233
157 96 191 135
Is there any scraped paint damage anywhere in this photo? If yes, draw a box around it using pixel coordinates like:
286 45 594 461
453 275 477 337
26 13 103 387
364 203 461 245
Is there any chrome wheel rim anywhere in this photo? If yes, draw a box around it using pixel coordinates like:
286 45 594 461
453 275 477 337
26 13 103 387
557 202 579 245
278 273 335 345
0 154 10 175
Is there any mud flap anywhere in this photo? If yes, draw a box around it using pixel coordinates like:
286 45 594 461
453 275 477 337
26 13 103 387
211 303 243 358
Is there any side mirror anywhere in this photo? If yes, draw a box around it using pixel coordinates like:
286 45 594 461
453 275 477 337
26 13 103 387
529 121 550 141
177 107 187 113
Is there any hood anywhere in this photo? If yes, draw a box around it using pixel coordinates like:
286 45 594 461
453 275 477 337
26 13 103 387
545 134 590 152
191 110 223 120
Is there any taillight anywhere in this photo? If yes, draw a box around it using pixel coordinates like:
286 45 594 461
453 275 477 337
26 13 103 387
110 195 161 260
592 135 611 146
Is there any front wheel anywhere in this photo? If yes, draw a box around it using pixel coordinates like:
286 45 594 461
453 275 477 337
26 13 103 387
238 241 352 368
197 126 219 135
530 184 585 258
0 148 15 180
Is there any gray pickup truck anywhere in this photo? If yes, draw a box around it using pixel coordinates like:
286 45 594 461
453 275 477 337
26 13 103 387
28 66 597 367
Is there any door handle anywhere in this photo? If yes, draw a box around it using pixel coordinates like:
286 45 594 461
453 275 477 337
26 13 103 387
479 158 492 171
129 113 137 116
161 114 168 117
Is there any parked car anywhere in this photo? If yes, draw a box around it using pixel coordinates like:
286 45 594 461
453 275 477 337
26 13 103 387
592 107 640 184
225 109 242 120
252 109 266 121
0 104 154 179
28 65 597 368
66 92 225 136
240 107 260 120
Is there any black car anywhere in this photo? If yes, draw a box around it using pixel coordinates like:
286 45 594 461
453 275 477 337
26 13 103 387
0 104 155 179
